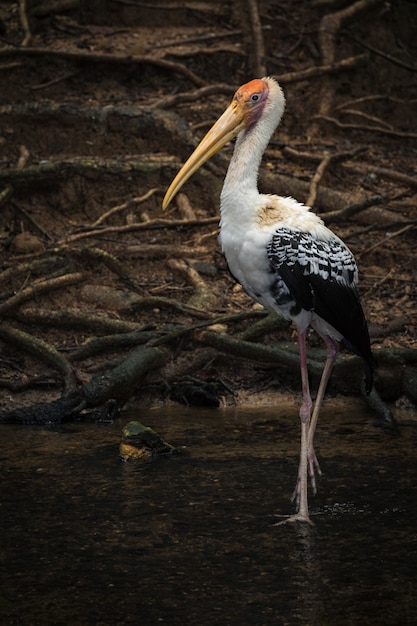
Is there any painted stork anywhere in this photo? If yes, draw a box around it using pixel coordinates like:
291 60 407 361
162 77 374 525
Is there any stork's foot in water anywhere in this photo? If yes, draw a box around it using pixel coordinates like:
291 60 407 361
273 512 315 526
291 446 322 504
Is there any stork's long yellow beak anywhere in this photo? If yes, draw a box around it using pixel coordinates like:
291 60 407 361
162 101 246 210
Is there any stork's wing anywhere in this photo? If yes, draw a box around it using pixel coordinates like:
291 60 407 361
267 227 374 389
267 227 357 286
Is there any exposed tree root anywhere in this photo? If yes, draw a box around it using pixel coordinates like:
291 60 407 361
0 46 207 87
310 0 384 137
0 346 167 424
0 272 86 316
0 324 76 392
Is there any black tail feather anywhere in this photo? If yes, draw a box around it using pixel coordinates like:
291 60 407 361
342 336 374 394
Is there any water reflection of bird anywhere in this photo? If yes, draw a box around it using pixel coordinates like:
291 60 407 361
163 77 373 525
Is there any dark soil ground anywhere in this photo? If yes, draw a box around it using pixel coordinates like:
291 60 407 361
0 0 416 420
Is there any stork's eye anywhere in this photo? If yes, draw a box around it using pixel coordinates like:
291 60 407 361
251 93 260 102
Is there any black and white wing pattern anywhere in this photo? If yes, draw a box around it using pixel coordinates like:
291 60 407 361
267 227 373 388
268 227 357 284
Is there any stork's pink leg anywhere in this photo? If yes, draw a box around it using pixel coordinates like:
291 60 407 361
277 329 314 524
297 328 313 423
277 330 339 525
306 332 339 492
293 329 313 516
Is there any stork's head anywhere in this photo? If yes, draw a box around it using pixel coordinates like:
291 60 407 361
231 78 278 132
162 77 285 210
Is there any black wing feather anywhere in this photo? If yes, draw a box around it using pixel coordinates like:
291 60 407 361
268 227 374 391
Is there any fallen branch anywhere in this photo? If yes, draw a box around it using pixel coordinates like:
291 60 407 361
320 194 389 224
247 0 266 77
357 222 417 259
57 215 219 245
195 329 414 399
91 188 159 227
0 256 63 286
0 346 167 424
239 311 289 342
306 154 333 208
150 83 235 109
342 163 417 189
126 294 219 320
277 53 368 84
67 246 140 291
175 193 197 221
338 108 394 130
18 0 31 47
30 70 80 91
318 0 383 65
346 34 417 72
0 324 76 391
15 308 148 335
167 258 219 310
68 328 159 362
0 271 86 317
148 311 270 348
335 93 417 110
167 44 245 60
115 243 211 259
0 373 61 392
284 146 417 189
310 0 383 136
197 329 322 377
313 115 417 139
153 28 244 50
0 155 177 185
0 46 206 87
201 328 417 403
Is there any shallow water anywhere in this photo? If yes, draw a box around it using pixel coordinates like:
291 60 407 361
1 400 416 625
